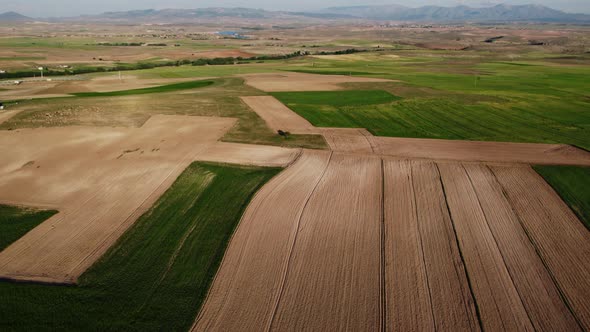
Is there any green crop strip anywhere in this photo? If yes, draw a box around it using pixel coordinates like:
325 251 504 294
72 80 214 97
535 165 590 230
0 162 281 331
0 205 57 251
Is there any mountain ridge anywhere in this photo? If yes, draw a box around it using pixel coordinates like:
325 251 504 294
317 4 590 21
0 11 33 21
2 4 589 23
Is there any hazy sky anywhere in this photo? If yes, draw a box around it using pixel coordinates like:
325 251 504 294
3 0 590 17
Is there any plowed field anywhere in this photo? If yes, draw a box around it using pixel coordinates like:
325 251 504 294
193 152 590 331
0 115 298 284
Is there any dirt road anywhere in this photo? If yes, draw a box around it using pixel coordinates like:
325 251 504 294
243 94 590 166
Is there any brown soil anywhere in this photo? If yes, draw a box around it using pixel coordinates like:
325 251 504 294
0 115 298 284
0 109 21 125
0 76 204 99
196 142 300 167
194 153 588 331
193 150 332 331
192 50 254 59
240 72 392 92
439 163 534 331
244 94 590 166
36 81 93 95
81 76 199 93
371 136 590 166
464 164 580 330
320 128 374 153
408 160 481 331
270 153 382 331
383 160 434 331
241 96 319 134
492 166 590 330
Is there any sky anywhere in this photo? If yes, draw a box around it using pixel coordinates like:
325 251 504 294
3 0 590 17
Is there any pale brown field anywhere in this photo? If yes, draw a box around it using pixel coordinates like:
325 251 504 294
192 86 590 330
1 64 589 331
240 96 319 134
243 93 590 166
0 115 298 283
0 75 204 100
240 72 392 92
193 150 332 331
194 149 589 331
196 142 300 167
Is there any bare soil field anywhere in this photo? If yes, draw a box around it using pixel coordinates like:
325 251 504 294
320 128 374 153
270 153 382 331
240 96 320 134
240 72 392 92
196 142 300 167
493 166 590 330
0 109 20 125
371 136 590 166
81 75 200 93
241 95 376 153
192 50 254 59
0 115 298 284
194 151 590 331
193 150 332 331
2 21 589 331
243 94 590 166
0 81 72 100
0 75 202 100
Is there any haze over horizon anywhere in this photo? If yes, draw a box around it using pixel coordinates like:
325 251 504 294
3 0 590 18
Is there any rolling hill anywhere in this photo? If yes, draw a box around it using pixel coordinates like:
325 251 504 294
320 4 590 22
0 11 32 22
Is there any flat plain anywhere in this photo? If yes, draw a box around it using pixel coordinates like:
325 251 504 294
0 20 589 332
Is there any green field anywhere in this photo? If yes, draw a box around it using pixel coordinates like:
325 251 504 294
275 52 590 149
0 162 281 331
1 78 327 150
73 80 214 97
3 50 589 150
272 90 400 107
0 205 57 251
272 90 401 128
535 166 590 230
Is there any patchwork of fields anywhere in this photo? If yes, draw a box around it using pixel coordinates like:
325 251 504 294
194 151 590 331
0 162 281 330
274 85 590 150
1 30 589 331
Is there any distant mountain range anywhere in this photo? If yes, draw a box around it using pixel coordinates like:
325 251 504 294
1 4 589 23
320 4 590 21
0 11 32 22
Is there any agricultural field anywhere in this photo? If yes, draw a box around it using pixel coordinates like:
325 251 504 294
0 162 280 330
273 59 590 150
0 19 589 332
535 165 590 229
0 205 57 251
195 151 590 331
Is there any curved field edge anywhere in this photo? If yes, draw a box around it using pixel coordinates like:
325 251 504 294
0 162 281 331
534 165 590 230
71 80 215 97
0 205 58 251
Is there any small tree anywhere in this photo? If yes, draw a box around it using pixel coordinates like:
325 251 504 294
277 130 290 138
